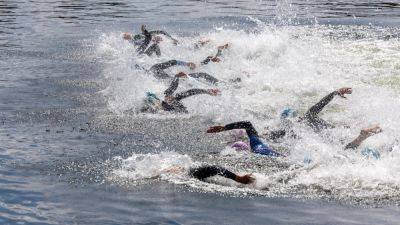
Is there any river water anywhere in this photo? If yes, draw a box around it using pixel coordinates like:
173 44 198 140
1 0 400 224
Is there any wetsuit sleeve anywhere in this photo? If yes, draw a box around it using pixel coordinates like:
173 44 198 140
305 91 339 117
189 166 237 181
137 28 152 54
174 89 210 101
224 121 259 137
188 72 219 84
151 60 178 71
150 30 178 42
164 76 180 96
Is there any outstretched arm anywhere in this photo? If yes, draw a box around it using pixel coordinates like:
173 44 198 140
345 125 382 149
174 88 219 101
150 30 178 43
306 87 352 117
189 165 254 184
151 60 179 71
207 121 259 137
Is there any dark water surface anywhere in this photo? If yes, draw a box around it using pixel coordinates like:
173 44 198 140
1 1 400 224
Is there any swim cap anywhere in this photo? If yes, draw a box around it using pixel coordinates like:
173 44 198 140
281 107 297 119
231 141 250 151
361 147 380 160
146 92 160 104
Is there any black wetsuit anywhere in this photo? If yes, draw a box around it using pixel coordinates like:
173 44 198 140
149 30 178 43
150 60 219 83
189 165 237 181
161 76 212 113
136 29 161 57
302 91 338 131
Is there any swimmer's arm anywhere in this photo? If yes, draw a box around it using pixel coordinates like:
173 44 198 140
174 89 218 101
265 129 286 140
306 87 352 117
150 30 178 43
164 73 187 96
137 26 152 53
306 91 339 117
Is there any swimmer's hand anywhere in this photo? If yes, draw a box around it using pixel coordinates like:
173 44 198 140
217 43 229 50
187 62 196 70
207 89 220 96
360 125 382 137
207 126 225 133
122 33 132 40
211 57 221 62
235 174 255 184
337 87 352 98
176 72 187 78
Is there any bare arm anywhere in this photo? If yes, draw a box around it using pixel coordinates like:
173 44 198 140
345 125 382 149
137 26 152 54
164 72 187 96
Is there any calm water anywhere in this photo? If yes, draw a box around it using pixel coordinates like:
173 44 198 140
1 0 400 224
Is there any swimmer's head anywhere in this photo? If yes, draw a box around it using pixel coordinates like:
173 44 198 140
231 141 250 151
281 107 298 119
361 147 380 159
146 92 160 104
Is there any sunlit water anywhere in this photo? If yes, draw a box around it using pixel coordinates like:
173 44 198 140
1 0 400 224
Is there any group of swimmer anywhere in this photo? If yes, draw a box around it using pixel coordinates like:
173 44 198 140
123 25 383 186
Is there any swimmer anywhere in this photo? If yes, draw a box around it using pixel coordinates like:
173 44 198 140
123 25 178 56
207 121 282 157
141 72 220 113
264 87 354 141
201 43 229 65
149 60 219 83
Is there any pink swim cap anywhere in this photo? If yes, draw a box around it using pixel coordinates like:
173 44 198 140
231 141 250 151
